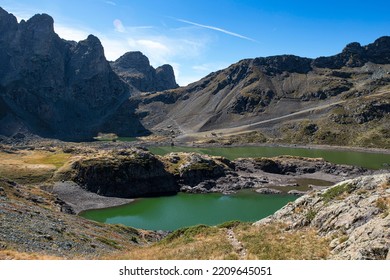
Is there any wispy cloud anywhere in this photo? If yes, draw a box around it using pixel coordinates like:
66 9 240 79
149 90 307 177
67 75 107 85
174 18 257 42
104 1 116 6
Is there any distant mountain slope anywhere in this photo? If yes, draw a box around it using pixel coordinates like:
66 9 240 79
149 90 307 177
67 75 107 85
138 37 390 148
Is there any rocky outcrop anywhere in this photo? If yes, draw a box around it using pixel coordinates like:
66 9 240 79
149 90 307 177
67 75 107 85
111 51 178 92
55 149 179 198
0 7 146 140
255 174 390 260
235 156 367 177
55 149 371 198
174 153 228 186
313 37 390 69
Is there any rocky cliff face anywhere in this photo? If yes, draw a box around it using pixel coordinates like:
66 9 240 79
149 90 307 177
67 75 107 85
255 174 390 260
111 51 178 92
56 149 179 198
0 8 149 140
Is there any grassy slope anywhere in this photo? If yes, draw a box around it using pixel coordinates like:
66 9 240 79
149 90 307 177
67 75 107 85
106 223 329 260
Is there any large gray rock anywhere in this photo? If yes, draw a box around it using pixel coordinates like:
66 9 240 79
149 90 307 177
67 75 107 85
255 174 390 260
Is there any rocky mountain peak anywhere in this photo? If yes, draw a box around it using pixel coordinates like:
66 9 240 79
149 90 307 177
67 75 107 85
342 42 363 55
314 36 390 68
254 55 313 74
0 6 17 25
68 34 110 81
365 36 390 64
155 64 178 90
111 51 178 92
114 51 151 72
0 7 18 39
23 13 54 34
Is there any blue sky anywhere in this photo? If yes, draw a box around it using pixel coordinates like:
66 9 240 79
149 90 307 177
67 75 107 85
2 0 390 85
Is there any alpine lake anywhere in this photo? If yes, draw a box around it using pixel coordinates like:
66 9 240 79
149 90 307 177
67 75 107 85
80 145 390 231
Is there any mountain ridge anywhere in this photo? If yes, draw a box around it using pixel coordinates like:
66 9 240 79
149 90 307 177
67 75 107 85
137 37 390 148
0 7 389 148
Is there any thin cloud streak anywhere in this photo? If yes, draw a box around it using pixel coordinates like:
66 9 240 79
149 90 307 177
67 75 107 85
104 1 116 6
174 18 257 42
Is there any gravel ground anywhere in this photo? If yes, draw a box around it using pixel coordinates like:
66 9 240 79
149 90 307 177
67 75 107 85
52 181 134 214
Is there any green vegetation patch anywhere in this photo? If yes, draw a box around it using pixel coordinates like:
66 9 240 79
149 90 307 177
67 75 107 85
305 209 317 223
217 220 243 229
321 182 355 203
96 236 122 249
183 162 215 172
25 152 71 168
162 224 214 244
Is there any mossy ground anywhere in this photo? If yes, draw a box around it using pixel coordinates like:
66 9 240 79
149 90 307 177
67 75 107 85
0 150 71 184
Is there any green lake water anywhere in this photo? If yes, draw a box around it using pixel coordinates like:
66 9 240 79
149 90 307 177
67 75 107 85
81 145 389 230
148 146 390 170
80 192 296 231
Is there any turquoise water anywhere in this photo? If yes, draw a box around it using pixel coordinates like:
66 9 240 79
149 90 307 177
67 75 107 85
80 191 296 231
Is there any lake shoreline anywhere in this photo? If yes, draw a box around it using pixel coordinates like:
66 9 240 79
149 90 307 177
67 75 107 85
53 181 135 214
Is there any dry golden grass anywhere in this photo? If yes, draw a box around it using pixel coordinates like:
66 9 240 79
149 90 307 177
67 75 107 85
105 225 238 260
236 223 329 260
103 222 330 260
376 197 390 217
0 250 62 260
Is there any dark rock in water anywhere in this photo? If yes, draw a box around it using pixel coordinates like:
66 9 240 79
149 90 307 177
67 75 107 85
111 51 178 92
256 188 282 194
287 189 306 196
